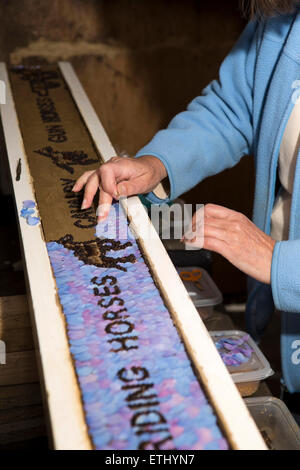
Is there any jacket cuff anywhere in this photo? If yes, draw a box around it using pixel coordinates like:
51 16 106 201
134 151 174 204
271 240 300 312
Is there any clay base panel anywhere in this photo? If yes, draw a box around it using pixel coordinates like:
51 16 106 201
8 66 228 450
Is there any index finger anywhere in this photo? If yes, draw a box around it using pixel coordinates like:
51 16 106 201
81 171 100 209
205 204 241 220
97 183 113 222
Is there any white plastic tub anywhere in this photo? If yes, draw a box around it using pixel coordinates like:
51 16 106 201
210 330 274 396
245 396 300 450
177 266 222 319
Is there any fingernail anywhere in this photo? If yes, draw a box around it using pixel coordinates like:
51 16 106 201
118 184 126 197
97 206 107 219
71 184 77 191
81 199 88 209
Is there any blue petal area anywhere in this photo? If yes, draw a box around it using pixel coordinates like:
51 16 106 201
27 216 40 226
20 208 34 218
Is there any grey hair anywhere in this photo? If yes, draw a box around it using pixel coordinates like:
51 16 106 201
241 0 298 18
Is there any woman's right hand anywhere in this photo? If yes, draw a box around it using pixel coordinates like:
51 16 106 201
72 155 167 221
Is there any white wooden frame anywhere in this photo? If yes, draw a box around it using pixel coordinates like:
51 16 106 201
0 61 266 450
0 63 91 450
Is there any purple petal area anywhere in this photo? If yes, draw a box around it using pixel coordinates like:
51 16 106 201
46 202 229 450
23 200 36 209
215 335 253 367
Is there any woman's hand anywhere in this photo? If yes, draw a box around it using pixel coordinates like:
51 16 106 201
72 155 167 221
183 203 276 284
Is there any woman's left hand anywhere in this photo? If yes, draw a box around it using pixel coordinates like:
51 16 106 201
183 204 276 284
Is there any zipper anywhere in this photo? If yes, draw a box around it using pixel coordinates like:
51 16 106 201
265 92 295 235
288 145 300 239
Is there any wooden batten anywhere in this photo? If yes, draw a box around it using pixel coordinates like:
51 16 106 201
0 61 267 450
0 63 91 450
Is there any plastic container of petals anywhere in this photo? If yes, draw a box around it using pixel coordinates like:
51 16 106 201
177 267 222 319
245 396 300 450
209 330 274 397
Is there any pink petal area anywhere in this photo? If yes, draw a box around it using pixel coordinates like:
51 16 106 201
196 427 214 446
157 378 176 397
186 405 201 418
169 424 184 438
160 393 184 415
79 374 98 385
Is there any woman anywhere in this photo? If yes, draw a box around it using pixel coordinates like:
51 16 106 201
73 1 300 404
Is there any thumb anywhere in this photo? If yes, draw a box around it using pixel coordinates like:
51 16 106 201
116 179 143 198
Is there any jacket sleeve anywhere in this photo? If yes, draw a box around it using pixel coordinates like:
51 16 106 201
271 240 300 313
135 21 259 204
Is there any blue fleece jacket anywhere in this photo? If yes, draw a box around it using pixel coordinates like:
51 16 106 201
135 10 300 392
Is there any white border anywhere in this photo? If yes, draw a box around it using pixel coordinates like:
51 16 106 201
0 63 92 450
59 62 266 450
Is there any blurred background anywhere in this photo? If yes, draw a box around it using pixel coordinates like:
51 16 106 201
0 0 252 301
2 0 276 451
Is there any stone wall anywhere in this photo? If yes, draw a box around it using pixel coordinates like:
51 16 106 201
0 0 254 297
